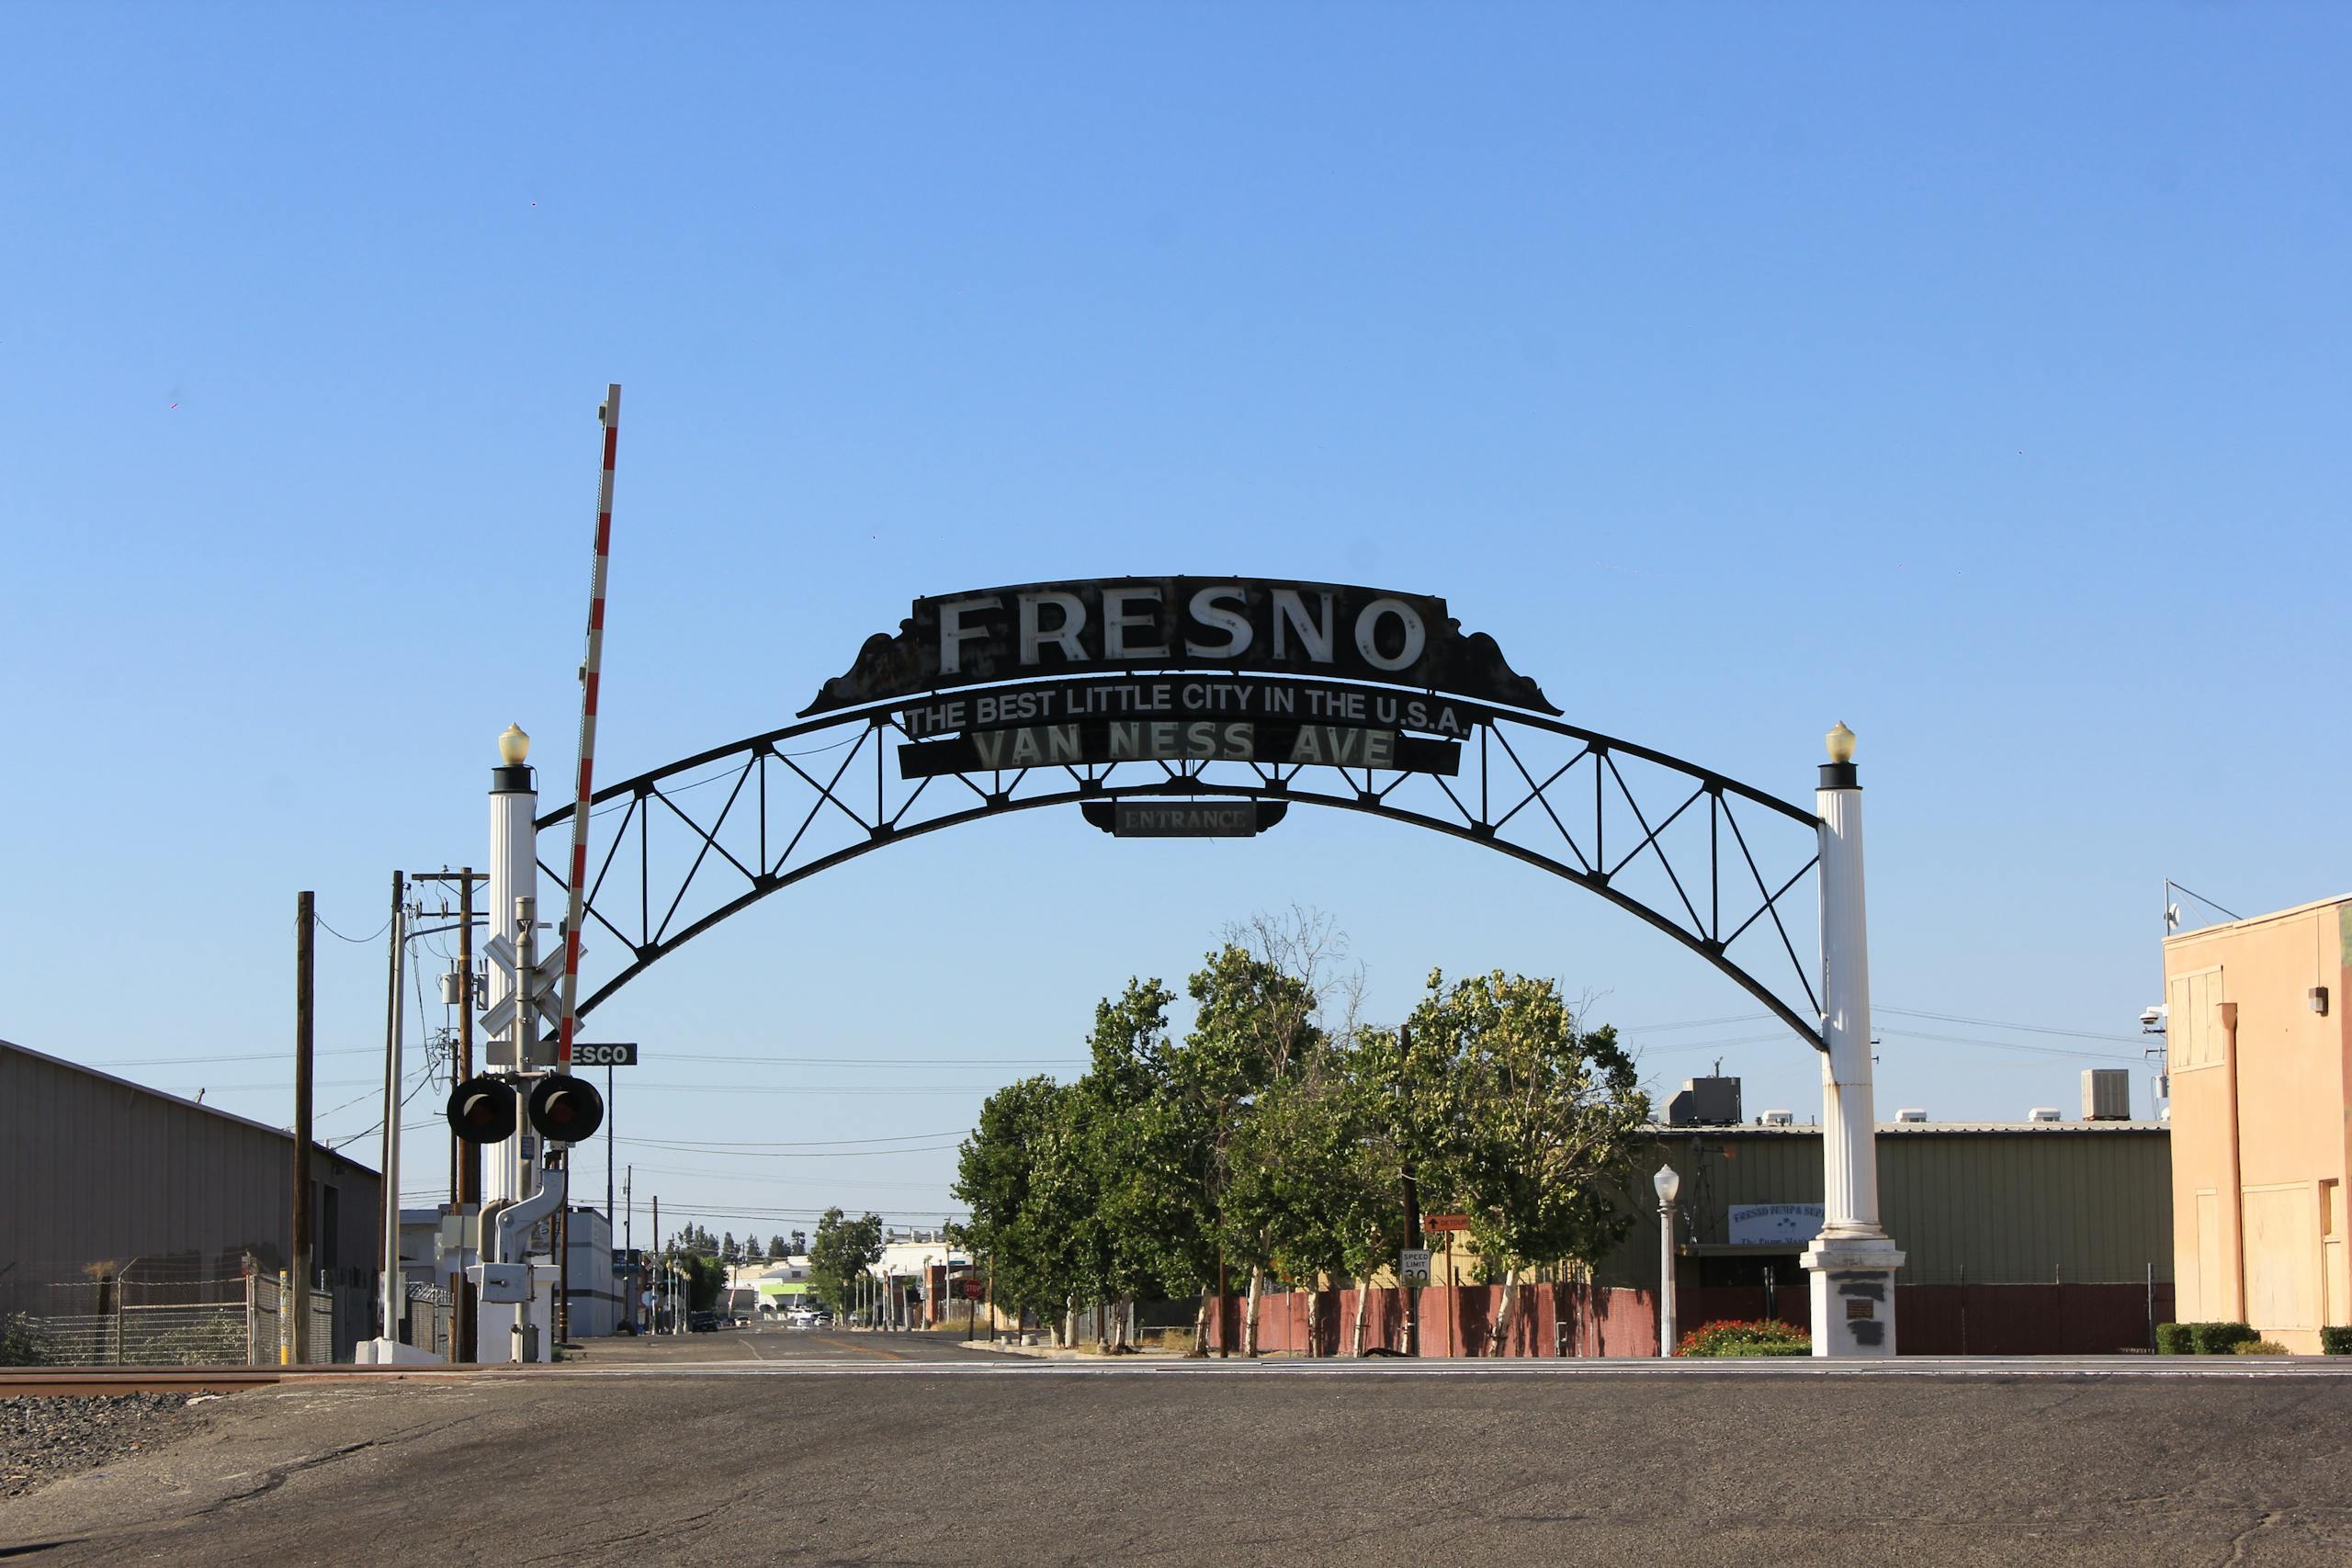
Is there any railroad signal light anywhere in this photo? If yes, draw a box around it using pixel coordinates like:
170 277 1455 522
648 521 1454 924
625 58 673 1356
526 1073 605 1144
445 1077 519 1145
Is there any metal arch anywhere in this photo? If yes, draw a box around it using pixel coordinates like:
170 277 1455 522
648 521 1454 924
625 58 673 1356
533 688 1828 1050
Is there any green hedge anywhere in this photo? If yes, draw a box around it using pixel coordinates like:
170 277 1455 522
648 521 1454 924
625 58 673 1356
2156 1322 2261 1354
2319 1326 2352 1356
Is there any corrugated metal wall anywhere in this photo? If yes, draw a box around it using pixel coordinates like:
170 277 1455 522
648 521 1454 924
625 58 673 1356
1597 1126 2172 1289
0 1041 381 1314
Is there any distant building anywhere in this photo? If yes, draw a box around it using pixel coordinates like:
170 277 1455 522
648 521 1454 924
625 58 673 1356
2163 894 2350 1351
1 1036 381 1360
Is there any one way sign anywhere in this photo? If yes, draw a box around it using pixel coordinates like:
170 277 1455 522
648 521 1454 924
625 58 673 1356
479 932 580 1068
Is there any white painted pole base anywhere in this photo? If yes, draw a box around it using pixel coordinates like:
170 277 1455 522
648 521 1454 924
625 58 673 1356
1804 1237 1905 1357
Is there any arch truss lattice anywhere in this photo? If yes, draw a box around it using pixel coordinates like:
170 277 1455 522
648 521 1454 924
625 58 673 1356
534 683 1826 1047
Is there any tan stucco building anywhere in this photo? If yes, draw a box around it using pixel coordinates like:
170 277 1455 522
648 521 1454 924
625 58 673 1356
2164 894 2352 1350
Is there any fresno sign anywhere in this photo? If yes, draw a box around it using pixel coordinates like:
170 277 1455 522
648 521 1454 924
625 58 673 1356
802 577 1558 717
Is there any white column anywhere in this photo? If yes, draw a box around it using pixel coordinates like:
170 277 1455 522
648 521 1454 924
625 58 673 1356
1817 775 1881 1237
1802 723 1905 1357
1657 1201 1678 1357
482 727 538 1355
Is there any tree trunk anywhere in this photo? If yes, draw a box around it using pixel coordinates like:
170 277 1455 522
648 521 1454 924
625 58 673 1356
1488 1275 1520 1357
1350 1278 1370 1357
1243 1267 1263 1357
1192 1288 1212 1357
1305 1286 1320 1358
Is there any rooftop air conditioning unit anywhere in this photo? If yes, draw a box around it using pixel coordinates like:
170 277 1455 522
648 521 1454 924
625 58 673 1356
1894 1109 1928 1123
1668 1076 1742 1127
2028 1107 2062 1122
2083 1068 2131 1121
1759 1110 1796 1127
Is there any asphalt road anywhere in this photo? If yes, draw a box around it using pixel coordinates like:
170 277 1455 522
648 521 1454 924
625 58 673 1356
4 1327 2347 1566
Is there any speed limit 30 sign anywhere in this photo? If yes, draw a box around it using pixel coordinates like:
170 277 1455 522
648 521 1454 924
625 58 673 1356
572 1042 639 1067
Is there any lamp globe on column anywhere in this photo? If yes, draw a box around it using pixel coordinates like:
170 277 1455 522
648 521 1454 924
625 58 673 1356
1653 1164 1681 1207
498 724 531 765
1826 721 1856 764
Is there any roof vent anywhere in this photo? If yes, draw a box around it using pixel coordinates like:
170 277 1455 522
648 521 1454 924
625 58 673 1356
1759 1110 1795 1127
1894 1108 1928 1123
2027 1107 2062 1123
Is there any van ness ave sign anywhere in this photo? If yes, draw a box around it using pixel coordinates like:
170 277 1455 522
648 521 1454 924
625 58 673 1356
800 578 1559 717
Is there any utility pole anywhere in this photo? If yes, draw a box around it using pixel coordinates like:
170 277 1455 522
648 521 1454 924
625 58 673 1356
413 867 485 1361
291 891 315 1366
1399 1024 1421 1359
650 1195 661 1332
377 871 407 1353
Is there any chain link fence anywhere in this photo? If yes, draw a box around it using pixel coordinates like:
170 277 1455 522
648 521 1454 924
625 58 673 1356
1 1258 338 1367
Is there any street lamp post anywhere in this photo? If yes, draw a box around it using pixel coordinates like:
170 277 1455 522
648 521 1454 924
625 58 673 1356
1654 1164 1681 1358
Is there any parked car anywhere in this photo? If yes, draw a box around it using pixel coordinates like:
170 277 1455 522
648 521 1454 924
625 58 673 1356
687 1310 718 1333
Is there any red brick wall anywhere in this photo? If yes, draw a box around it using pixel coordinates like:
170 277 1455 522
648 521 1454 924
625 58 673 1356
1199 1280 2164 1357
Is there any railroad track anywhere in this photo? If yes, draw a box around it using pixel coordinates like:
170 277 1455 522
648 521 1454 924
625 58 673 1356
0 1365 506 1398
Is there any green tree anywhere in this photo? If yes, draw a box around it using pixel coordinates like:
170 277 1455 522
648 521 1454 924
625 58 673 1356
1221 1049 1364 1354
1405 970 1650 1353
808 1206 883 1318
955 1074 1075 1338
767 1235 788 1260
1179 919 1337 1354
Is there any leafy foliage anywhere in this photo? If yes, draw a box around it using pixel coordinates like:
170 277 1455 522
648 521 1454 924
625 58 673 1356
808 1206 883 1315
951 915 1656 1357
1676 1318 1813 1357
1 1313 55 1367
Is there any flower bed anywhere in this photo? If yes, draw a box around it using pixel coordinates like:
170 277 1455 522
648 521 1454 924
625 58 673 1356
1675 1318 1812 1358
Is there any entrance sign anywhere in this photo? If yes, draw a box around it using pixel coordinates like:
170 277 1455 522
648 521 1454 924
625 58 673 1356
505 567 1894 1355
1080 800 1288 839
803 578 1559 717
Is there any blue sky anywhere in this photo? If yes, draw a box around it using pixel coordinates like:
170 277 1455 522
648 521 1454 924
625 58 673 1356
5 5 2347 1243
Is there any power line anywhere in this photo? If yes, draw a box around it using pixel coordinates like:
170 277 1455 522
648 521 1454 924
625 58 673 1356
612 1131 967 1149
1874 1007 2144 1044
311 912 391 944
614 1140 965 1161
1874 1028 2143 1064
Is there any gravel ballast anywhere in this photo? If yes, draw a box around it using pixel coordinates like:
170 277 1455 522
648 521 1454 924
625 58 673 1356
1 1394 198 1498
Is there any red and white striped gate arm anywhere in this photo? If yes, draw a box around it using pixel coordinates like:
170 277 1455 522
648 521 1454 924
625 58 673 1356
555 383 620 1073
